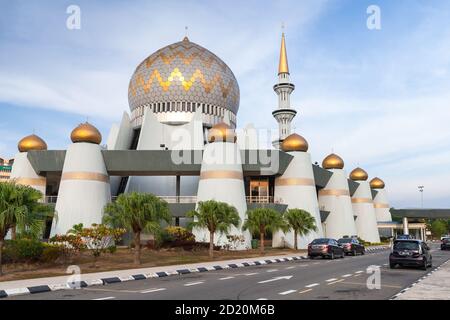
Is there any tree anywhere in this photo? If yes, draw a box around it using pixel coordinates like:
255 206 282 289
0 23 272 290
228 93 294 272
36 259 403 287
103 192 170 265
187 200 240 258
242 208 288 254
0 182 54 276
285 209 318 250
430 219 448 239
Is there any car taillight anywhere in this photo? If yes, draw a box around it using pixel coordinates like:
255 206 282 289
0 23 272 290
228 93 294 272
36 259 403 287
346 244 351 248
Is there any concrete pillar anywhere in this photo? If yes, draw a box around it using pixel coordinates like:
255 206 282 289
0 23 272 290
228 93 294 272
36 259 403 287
402 217 409 235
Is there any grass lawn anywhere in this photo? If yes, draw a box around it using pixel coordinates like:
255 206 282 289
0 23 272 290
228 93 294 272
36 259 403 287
0 246 305 282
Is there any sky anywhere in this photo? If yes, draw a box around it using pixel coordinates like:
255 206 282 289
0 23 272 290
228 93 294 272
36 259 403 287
1 0 449 208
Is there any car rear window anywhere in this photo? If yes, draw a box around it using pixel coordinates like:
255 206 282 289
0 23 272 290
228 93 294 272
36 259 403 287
312 239 329 244
394 241 419 250
338 239 352 243
443 238 450 242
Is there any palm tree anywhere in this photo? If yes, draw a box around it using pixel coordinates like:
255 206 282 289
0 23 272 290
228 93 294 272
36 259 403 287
285 209 318 250
243 208 288 254
103 192 170 265
0 182 54 276
187 200 240 258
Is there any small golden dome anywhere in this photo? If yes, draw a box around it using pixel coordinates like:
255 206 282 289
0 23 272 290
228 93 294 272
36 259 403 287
207 122 236 143
18 134 47 152
322 153 344 169
281 133 308 152
71 122 102 144
370 177 385 189
350 167 368 181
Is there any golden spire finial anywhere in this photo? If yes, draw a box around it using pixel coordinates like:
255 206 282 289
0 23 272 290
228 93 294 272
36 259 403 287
278 26 289 75
183 26 189 41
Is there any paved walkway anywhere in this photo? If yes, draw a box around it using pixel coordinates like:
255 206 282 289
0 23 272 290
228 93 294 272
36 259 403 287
395 259 450 300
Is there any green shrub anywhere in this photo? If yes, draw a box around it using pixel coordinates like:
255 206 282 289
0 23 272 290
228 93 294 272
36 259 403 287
4 239 44 263
165 226 195 243
40 244 63 263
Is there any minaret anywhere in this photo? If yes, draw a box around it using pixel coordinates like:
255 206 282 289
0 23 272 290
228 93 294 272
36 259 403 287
272 32 297 149
272 133 324 249
51 122 111 236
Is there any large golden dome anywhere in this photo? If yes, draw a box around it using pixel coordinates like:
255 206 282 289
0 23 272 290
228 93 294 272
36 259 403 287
281 133 308 152
322 153 344 169
370 177 385 189
18 134 47 152
128 37 240 126
71 122 102 144
207 122 236 143
350 167 368 181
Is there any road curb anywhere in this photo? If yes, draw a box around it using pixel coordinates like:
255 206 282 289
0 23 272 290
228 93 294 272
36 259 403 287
0 245 389 299
389 258 450 300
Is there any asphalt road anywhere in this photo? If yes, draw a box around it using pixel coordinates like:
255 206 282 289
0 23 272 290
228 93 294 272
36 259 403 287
7 243 450 300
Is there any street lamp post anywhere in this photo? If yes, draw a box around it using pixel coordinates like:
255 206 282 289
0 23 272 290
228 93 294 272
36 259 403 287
418 185 424 208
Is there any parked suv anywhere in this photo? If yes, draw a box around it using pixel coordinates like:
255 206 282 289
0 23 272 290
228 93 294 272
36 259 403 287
389 239 432 270
338 238 365 256
441 237 450 250
308 238 345 259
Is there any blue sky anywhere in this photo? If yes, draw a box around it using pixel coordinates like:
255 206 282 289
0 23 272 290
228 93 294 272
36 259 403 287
1 0 450 208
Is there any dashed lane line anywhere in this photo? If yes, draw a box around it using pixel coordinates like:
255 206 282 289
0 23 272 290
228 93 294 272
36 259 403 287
93 296 115 300
298 289 313 294
184 281 204 287
266 269 278 273
141 288 167 294
327 279 345 286
257 298 268 300
326 278 338 282
305 283 320 288
219 276 235 280
342 274 352 278
355 270 364 274
244 273 259 276
279 290 297 295
285 266 295 270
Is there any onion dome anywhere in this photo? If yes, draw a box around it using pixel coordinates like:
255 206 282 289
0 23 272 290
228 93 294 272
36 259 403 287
322 153 344 169
70 122 102 144
18 134 47 152
207 122 236 143
281 133 308 152
370 177 385 189
349 167 368 181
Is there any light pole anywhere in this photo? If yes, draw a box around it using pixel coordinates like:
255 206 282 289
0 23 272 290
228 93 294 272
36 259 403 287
418 186 424 208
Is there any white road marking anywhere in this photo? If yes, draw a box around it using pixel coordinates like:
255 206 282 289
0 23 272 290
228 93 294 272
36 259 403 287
342 274 352 278
355 270 364 274
266 269 278 272
219 276 235 280
298 289 313 294
327 279 345 285
383 263 388 266
257 298 268 300
279 290 296 295
326 278 338 282
258 276 293 284
244 272 259 276
305 283 319 288
93 296 115 300
141 288 166 294
285 266 295 269
184 281 204 286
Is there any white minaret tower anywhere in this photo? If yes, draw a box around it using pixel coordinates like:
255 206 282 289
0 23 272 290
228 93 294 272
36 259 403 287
318 153 358 239
272 32 297 149
272 133 324 249
350 168 381 243
194 123 251 250
370 177 392 222
51 122 111 236
10 134 48 197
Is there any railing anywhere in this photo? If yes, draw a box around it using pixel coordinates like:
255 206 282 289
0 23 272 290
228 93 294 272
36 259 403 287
44 196 58 204
246 196 283 204
111 195 197 204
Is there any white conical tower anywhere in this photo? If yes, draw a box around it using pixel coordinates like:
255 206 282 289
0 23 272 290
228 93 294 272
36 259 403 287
318 153 358 239
10 134 47 197
272 134 324 249
272 32 297 149
194 123 251 250
370 177 392 222
350 168 380 243
51 122 111 236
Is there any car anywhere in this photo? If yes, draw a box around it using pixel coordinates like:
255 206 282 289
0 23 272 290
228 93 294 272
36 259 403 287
338 238 365 256
441 237 450 250
389 239 432 270
395 234 412 240
441 235 450 241
308 238 345 260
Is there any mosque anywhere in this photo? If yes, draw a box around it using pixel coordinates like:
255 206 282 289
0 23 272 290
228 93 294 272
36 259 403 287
9 34 400 249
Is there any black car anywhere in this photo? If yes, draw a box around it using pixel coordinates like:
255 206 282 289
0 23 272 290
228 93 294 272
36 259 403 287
441 237 450 250
389 240 432 270
308 238 345 259
338 238 365 256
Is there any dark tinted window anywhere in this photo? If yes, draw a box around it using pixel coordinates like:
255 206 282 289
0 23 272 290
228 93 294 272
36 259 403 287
394 241 419 250
338 239 352 243
311 239 329 244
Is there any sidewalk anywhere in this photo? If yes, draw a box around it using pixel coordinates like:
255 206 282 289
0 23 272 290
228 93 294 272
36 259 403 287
394 259 450 300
